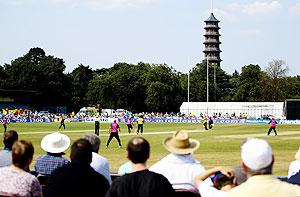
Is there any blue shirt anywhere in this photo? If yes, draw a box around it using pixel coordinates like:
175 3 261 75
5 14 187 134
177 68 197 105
91 152 112 185
0 148 12 167
35 153 70 175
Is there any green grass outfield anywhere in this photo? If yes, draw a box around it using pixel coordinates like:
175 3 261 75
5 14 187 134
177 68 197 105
1 122 299 176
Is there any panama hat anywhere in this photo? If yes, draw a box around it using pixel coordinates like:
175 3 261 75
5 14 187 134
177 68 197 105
41 132 70 153
163 130 200 155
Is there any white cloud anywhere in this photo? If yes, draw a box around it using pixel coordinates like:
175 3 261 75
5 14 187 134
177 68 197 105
47 0 158 10
241 1 280 15
213 1 281 22
289 2 300 15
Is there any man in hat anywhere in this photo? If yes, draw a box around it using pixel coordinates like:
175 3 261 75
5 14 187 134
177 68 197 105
149 130 205 190
106 136 175 197
227 138 300 197
35 132 70 175
288 146 300 179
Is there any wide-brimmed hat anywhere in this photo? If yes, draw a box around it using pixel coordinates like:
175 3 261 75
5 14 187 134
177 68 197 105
295 147 300 161
163 130 200 155
41 132 70 153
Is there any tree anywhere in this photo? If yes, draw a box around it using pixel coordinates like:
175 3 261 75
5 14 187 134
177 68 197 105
222 70 239 101
0 65 7 88
260 60 289 101
235 64 262 101
3 47 70 108
188 62 230 102
266 60 288 79
285 76 300 99
69 64 93 110
87 62 150 112
145 64 184 112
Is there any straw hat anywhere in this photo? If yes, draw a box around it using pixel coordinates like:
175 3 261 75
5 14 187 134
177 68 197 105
163 130 200 155
41 132 70 153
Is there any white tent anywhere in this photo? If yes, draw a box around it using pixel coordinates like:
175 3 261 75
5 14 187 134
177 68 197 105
180 102 284 118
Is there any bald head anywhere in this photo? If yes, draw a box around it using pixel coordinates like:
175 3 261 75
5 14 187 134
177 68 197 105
127 137 150 164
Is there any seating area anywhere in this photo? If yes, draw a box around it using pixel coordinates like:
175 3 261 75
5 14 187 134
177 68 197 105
33 172 202 197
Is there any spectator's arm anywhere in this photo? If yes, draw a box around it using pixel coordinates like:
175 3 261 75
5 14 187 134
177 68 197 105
195 166 233 187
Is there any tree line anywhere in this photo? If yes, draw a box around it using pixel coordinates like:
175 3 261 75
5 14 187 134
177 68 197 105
0 47 299 113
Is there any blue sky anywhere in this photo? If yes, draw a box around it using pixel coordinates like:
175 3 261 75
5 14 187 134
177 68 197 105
0 0 299 75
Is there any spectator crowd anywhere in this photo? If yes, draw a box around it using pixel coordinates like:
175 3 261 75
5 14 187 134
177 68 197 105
1 128 300 197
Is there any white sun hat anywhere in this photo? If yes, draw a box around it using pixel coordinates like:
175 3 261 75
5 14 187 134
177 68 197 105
241 138 273 170
41 132 71 153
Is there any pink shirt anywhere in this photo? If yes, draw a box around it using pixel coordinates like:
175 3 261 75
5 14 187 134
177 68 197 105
271 119 277 127
110 122 119 132
126 118 132 125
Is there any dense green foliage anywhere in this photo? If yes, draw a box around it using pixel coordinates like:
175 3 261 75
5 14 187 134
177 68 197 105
1 47 300 112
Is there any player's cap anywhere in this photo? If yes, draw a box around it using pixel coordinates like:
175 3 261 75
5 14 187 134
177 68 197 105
41 132 70 153
241 138 273 170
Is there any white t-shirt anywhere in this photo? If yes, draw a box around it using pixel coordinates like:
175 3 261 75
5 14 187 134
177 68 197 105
198 178 227 197
149 153 205 190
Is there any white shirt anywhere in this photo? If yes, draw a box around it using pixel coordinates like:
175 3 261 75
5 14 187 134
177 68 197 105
198 178 227 197
288 160 300 178
149 153 205 190
91 152 112 185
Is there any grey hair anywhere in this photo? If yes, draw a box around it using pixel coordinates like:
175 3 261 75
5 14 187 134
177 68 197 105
83 133 101 153
247 162 273 176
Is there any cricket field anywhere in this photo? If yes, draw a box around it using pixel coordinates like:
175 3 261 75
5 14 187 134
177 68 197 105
1 122 299 176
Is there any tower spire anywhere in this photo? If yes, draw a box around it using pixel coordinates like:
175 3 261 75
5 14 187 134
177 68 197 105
203 12 222 101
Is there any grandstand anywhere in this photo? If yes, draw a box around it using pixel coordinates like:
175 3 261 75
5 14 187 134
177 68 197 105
0 89 36 110
180 102 284 119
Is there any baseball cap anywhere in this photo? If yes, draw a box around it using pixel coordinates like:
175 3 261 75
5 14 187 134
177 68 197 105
241 138 273 170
